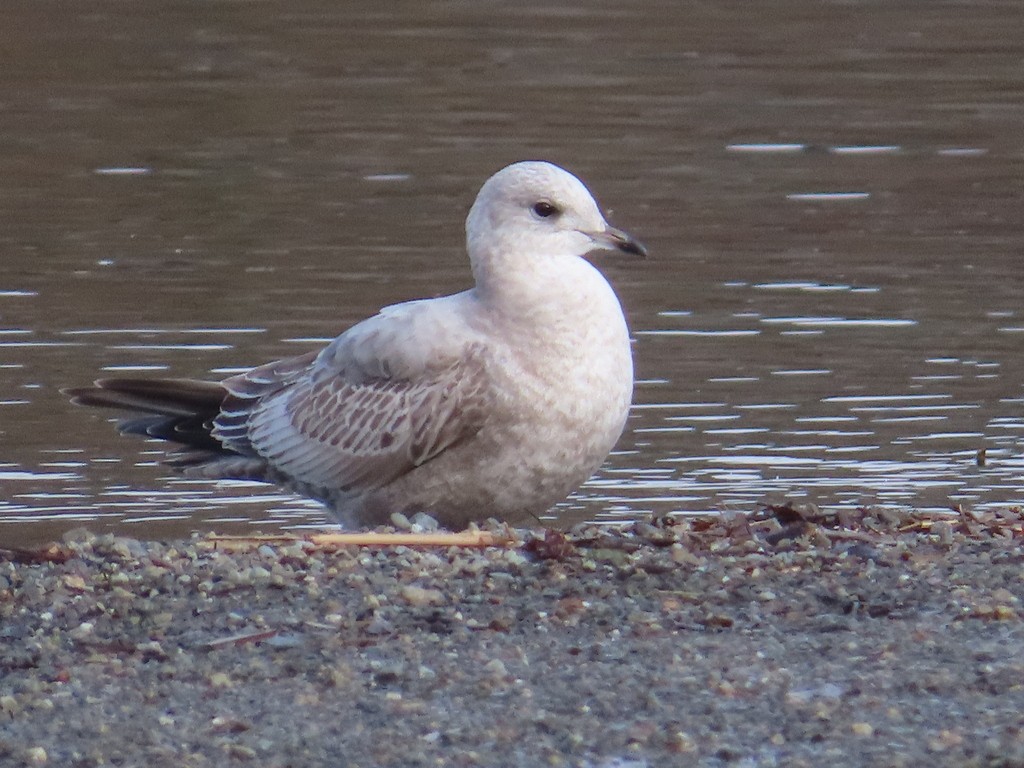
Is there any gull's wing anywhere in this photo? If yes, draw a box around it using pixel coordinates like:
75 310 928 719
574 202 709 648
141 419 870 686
214 298 494 493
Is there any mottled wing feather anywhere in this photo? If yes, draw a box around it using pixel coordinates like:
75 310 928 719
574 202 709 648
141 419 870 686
213 351 319 455
409 357 493 463
216 344 492 494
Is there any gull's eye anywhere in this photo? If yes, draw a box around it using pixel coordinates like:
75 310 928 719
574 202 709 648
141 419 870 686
532 201 560 219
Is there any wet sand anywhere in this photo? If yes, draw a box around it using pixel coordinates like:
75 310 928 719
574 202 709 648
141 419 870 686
2 507 1024 767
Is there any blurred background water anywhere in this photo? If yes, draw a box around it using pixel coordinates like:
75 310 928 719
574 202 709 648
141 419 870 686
2 0 1023 546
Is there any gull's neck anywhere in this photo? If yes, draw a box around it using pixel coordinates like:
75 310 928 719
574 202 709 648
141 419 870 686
469 242 621 333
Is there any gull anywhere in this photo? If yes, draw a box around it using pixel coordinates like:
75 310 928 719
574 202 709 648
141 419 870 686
66 161 646 529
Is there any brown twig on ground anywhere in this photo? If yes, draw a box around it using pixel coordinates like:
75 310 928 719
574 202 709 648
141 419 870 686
198 629 281 651
202 529 516 552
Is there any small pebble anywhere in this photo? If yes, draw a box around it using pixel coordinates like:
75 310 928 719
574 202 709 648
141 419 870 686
851 722 874 737
483 658 508 678
399 585 445 607
208 672 232 689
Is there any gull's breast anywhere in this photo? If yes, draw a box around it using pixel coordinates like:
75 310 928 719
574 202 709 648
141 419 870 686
483 260 634 471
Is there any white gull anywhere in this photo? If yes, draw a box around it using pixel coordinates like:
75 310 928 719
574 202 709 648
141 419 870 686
66 161 646 529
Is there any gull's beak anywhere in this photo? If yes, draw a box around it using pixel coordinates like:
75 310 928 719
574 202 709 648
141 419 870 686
587 225 648 259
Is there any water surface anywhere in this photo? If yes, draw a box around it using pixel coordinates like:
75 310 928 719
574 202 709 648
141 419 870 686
2 0 1023 545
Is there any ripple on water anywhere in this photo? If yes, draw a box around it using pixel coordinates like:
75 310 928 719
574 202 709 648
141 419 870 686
752 281 880 294
760 316 916 328
726 143 807 153
786 192 871 202
634 329 761 337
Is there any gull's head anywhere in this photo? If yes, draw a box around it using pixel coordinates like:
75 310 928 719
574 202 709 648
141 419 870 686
465 161 647 269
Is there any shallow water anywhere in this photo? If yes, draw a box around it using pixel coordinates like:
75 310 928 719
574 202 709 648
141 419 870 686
2 0 1023 546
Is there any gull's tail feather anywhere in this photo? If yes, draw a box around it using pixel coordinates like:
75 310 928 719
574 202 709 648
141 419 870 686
65 378 225 414
63 378 230 457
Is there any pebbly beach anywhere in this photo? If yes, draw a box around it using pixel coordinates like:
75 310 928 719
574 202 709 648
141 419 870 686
2 506 1024 767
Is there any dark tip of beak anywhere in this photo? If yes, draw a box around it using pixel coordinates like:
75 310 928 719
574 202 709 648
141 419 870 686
604 226 649 259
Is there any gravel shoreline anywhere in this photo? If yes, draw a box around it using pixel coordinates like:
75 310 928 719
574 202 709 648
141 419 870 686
3 507 1024 767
